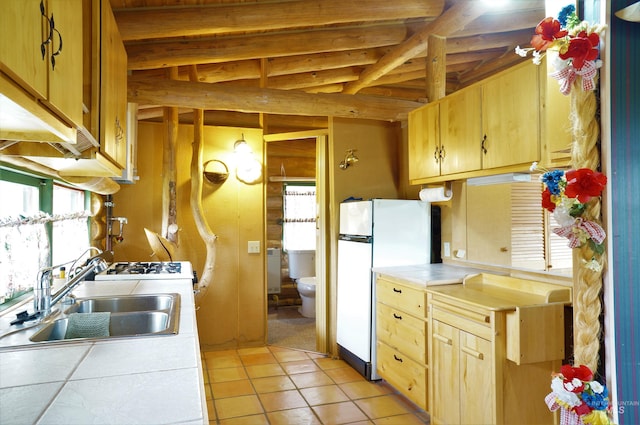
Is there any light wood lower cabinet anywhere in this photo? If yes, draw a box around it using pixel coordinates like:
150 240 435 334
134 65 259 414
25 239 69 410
376 276 428 410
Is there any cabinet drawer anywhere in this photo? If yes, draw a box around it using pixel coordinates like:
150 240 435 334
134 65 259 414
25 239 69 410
377 278 426 318
377 341 427 410
430 300 493 341
377 303 426 363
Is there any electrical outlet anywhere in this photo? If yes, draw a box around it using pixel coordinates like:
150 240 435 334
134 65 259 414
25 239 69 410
248 241 260 254
443 242 451 258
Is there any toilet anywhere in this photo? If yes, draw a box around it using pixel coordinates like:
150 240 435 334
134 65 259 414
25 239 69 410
287 249 316 318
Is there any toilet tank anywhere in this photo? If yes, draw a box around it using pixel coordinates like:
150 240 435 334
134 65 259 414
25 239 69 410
287 249 315 279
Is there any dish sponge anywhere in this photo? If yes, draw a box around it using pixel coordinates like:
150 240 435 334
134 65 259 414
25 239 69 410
65 312 111 339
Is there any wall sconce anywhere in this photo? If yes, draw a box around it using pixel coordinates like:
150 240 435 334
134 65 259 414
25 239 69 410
234 134 262 184
339 149 359 170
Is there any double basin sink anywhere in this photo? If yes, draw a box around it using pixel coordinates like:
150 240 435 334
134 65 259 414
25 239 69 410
29 293 180 343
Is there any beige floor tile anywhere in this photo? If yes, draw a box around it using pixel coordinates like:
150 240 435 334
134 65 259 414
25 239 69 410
245 363 286 379
210 367 249 383
272 349 312 363
219 413 270 425
314 357 349 370
258 389 308 412
252 375 296 393
212 379 255 399
215 394 264 419
300 384 350 406
355 395 412 419
266 407 323 425
339 380 393 400
324 367 367 384
312 401 369 425
373 413 429 424
290 371 335 389
206 352 244 369
238 346 271 355
240 352 278 366
281 359 321 375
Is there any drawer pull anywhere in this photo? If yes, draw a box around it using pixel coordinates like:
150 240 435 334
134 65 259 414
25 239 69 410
393 354 403 363
393 313 402 320
433 333 452 345
393 287 402 293
461 346 484 360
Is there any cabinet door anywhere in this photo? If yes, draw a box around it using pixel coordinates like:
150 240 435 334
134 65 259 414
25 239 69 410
440 86 482 175
482 62 540 169
100 0 127 168
46 0 83 127
0 0 48 98
431 320 460 424
459 331 494 425
408 104 440 181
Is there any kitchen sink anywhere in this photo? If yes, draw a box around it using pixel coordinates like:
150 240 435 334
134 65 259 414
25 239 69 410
64 294 176 314
28 293 180 342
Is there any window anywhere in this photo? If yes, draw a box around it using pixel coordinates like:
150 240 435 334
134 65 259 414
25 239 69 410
282 184 316 251
0 168 90 310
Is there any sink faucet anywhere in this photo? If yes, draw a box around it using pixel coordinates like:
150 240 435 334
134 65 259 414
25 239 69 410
34 251 109 318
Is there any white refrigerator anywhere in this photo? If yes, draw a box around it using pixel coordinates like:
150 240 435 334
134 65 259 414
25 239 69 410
336 199 431 380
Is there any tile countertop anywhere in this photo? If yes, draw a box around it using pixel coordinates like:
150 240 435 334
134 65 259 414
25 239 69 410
0 278 207 425
372 263 490 286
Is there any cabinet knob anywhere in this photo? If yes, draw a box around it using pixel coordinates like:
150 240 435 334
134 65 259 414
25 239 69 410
481 135 488 154
393 354 403 363
440 146 446 160
393 288 402 294
393 313 402 320
433 147 439 163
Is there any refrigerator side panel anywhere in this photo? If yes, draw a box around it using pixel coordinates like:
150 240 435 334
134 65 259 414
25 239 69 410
371 200 431 267
339 201 373 236
336 239 374 361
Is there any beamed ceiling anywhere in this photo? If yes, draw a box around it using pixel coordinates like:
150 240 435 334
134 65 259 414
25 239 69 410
113 0 546 132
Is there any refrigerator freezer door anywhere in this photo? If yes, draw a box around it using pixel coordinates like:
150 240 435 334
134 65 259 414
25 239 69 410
339 201 373 236
336 239 374 362
371 199 430 267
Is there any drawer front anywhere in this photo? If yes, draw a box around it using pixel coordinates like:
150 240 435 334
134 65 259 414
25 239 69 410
377 303 427 363
430 301 493 341
377 278 426 318
377 341 427 410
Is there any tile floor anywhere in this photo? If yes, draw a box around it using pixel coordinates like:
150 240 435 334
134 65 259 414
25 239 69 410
202 345 430 424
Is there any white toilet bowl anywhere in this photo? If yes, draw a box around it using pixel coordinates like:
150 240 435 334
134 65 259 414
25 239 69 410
296 277 316 318
287 249 316 318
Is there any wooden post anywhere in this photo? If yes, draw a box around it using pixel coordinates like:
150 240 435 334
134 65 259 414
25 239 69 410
188 65 218 301
163 67 179 243
426 34 446 102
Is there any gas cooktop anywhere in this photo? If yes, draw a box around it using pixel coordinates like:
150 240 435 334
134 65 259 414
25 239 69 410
95 261 193 280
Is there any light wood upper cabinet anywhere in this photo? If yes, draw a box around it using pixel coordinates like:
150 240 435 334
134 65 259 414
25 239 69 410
0 0 83 131
0 0 48 99
481 60 540 169
408 60 546 185
408 104 440 181
440 86 482 175
99 0 128 168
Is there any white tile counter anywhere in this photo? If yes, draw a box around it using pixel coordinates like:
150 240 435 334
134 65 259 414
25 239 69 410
372 263 489 286
0 278 207 425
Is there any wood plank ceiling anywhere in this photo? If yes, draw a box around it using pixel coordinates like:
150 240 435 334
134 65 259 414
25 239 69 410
113 0 545 132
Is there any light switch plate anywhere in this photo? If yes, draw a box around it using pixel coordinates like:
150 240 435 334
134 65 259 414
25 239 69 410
443 242 451 258
248 241 260 254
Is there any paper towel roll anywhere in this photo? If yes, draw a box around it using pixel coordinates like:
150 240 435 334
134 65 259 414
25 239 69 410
419 186 452 202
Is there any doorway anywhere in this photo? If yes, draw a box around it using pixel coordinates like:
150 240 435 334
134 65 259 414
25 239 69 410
264 131 329 353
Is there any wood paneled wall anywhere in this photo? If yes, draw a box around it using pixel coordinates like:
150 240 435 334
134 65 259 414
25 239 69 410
112 122 266 349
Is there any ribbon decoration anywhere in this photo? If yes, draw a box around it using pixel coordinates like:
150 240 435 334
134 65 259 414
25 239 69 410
550 60 598 95
554 218 606 248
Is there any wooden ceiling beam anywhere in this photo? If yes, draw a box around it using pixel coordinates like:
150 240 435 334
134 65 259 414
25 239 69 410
126 25 408 70
342 0 487 94
128 77 422 121
114 0 444 41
